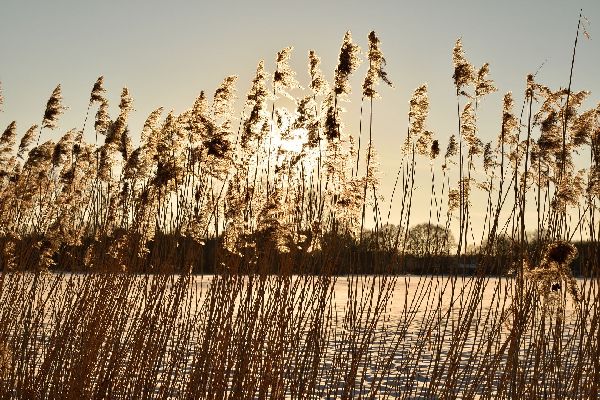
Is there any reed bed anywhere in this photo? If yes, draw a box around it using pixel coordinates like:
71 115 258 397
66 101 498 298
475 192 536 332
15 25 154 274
0 21 599 399
0 273 598 398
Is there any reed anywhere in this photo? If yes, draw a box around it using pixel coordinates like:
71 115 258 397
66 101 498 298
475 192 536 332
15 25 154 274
0 23 599 398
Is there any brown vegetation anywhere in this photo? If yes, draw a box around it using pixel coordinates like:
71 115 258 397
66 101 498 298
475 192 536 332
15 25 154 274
0 23 599 398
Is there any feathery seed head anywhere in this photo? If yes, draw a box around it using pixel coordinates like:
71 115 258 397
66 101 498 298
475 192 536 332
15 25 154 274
294 96 317 129
527 241 581 307
119 87 133 115
500 92 519 148
204 136 231 159
502 92 514 115
324 94 339 141
292 96 320 149
119 127 132 160
430 140 440 159
571 108 595 148
544 241 578 266
416 130 433 156
242 62 270 152
7 159 20 183
18 125 38 159
95 100 110 134
448 188 460 212
587 165 600 197
123 147 142 180
274 47 299 98
335 31 361 95
452 39 474 93
526 74 535 99
90 76 106 104
0 122 17 175
190 91 214 141
42 85 66 130
141 107 164 147
0 121 17 153
483 142 495 172
409 84 429 133
25 140 55 171
555 170 585 209
108 91 134 148
445 134 458 165
308 50 329 96
98 145 113 181
461 102 482 156
213 75 238 120
475 62 496 98
52 129 75 168
408 84 429 135
568 90 591 112
247 61 269 105
193 91 208 117
406 84 429 153
362 31 393 98
539 110 559 138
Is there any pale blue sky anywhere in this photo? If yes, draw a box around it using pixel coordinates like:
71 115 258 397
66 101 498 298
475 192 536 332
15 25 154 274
1 0 599 234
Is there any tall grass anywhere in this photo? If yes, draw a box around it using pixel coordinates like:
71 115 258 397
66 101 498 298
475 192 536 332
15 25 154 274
0 21 599 398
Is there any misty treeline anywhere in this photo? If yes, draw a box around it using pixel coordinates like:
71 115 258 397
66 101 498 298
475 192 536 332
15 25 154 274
0 30 599 276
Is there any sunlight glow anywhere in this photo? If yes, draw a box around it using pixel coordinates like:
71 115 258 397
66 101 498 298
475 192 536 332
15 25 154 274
279 128 308 154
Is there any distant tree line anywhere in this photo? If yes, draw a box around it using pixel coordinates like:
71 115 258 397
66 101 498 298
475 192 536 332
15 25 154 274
2 223 597 276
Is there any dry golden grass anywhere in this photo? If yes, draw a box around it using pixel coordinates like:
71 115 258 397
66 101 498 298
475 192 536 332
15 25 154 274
1 23 599 398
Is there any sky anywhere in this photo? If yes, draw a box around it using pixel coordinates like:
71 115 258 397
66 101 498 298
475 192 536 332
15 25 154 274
1 0 599 239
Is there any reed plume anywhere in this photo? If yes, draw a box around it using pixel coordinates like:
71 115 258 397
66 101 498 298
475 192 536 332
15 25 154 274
452 39 474 95
42 85 65 131
444 135 458 167
430 139 440 160
51 129 75 168
141 107 164 148
274 47 299 99
105 88 133 147
320 94 336 143
242 61 269 153
588 164 600 198
405 84 429 154
95 100 110 134
334 31 361 96
448 188 460 213
89 76 106 105
482 142 495 173
308 50 329 96
461 102 483 157
186 92 213 152
0 122 17 173
212 75 238 122
554 169 585 210
153 112 183 188
525 241 580 309
501 92 519 146
475 63 497 99
362 31 393 98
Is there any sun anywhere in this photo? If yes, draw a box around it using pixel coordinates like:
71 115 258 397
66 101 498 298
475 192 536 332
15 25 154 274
278 127 308 154
267 126 320 175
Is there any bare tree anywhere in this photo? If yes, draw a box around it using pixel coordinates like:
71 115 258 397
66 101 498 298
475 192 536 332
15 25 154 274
405 223 455 256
